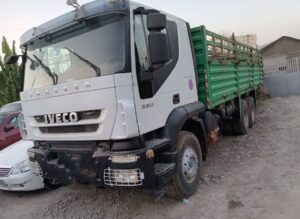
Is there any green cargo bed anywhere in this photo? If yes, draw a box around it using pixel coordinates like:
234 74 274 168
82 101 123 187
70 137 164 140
191 26 263 109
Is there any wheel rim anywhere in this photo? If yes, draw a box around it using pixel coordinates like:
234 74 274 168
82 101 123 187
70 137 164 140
182 146 199 183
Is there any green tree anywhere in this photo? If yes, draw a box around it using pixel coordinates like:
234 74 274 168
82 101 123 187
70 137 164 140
0 37 20 107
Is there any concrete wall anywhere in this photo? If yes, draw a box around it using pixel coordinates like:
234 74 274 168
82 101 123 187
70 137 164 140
264 71 300 97
263 55 300 75
287 51 300 59
263 54 287 74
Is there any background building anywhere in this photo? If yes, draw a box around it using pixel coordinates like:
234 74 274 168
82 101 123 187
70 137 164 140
261 36 300 74
236 34 257 48
262 36 300 97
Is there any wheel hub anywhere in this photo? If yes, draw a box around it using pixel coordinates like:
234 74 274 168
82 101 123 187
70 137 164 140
182 147 199 183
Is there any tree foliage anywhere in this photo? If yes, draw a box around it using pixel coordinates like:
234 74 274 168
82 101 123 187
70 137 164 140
0 37 20 107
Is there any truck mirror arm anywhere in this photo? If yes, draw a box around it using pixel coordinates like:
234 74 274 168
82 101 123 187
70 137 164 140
139 70 154 82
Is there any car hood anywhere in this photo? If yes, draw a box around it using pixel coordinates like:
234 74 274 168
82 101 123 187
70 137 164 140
0 140 34 168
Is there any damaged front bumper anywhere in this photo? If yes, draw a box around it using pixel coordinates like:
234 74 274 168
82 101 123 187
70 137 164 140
27 141 174 189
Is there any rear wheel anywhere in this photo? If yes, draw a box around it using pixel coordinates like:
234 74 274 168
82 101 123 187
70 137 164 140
168 131 202 200
246 96 256 128
233 99 249 135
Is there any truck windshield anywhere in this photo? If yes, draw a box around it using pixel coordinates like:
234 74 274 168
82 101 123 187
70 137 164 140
23 13 129 90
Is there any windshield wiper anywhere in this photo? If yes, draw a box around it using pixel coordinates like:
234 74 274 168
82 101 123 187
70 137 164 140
65 47 101 76
32 55 58 85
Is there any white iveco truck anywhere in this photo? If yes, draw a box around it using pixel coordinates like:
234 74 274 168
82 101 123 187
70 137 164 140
7 0 263 199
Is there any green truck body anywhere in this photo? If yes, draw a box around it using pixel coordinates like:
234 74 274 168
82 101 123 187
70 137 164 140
191 26 263 109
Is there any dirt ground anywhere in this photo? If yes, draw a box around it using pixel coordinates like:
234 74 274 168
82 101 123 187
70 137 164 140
1 96 300 219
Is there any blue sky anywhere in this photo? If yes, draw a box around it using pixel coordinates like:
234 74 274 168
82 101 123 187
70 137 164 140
0 0 299 49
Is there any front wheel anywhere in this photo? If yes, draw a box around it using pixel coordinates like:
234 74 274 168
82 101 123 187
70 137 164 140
168 131 202 199
44 178 61 190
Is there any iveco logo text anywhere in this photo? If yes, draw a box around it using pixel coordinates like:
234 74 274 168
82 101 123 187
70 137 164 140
44 112 79 124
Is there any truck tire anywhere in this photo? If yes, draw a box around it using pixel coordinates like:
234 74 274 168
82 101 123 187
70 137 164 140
168 131 202 200
232 99 249 135
246 96 256 128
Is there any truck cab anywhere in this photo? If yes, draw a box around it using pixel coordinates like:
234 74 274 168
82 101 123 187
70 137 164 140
17 0 203 198
19 0 198 142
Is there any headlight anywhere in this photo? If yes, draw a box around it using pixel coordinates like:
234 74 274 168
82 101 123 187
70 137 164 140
9 160 31 175
18 113 28 139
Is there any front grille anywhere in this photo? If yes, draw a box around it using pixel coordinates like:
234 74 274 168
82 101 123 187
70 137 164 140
34 110 101 123
0 168 10 177
40 124 99 134
104 169 144 187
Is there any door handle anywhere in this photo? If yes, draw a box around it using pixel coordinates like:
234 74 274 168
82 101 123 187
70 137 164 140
173 94 180 104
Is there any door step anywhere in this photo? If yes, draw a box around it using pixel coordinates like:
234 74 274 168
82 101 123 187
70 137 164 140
146 138 170 151
155 163 175 176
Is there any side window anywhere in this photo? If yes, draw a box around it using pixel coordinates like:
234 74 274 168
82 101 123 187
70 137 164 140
134 15 150 73
9 116 19 128
134 14 153 99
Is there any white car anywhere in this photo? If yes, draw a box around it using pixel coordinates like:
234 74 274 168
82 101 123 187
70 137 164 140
0 140 57 191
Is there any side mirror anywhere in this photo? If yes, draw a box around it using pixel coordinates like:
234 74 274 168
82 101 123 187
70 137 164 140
5 55 21 64
147 13 167 31
147 13 171 67
4 124 14 132
148 33 171 66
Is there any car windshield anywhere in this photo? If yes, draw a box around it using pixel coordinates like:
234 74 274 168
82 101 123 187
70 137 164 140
23 13 129 90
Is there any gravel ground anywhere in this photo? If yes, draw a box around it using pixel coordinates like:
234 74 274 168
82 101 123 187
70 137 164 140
1 96 300 219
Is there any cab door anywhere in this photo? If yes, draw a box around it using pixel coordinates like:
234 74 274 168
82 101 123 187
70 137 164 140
131 8 198 135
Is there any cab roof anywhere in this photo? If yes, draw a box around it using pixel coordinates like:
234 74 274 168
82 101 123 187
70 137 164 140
20 0 187 47
20 0 130 47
